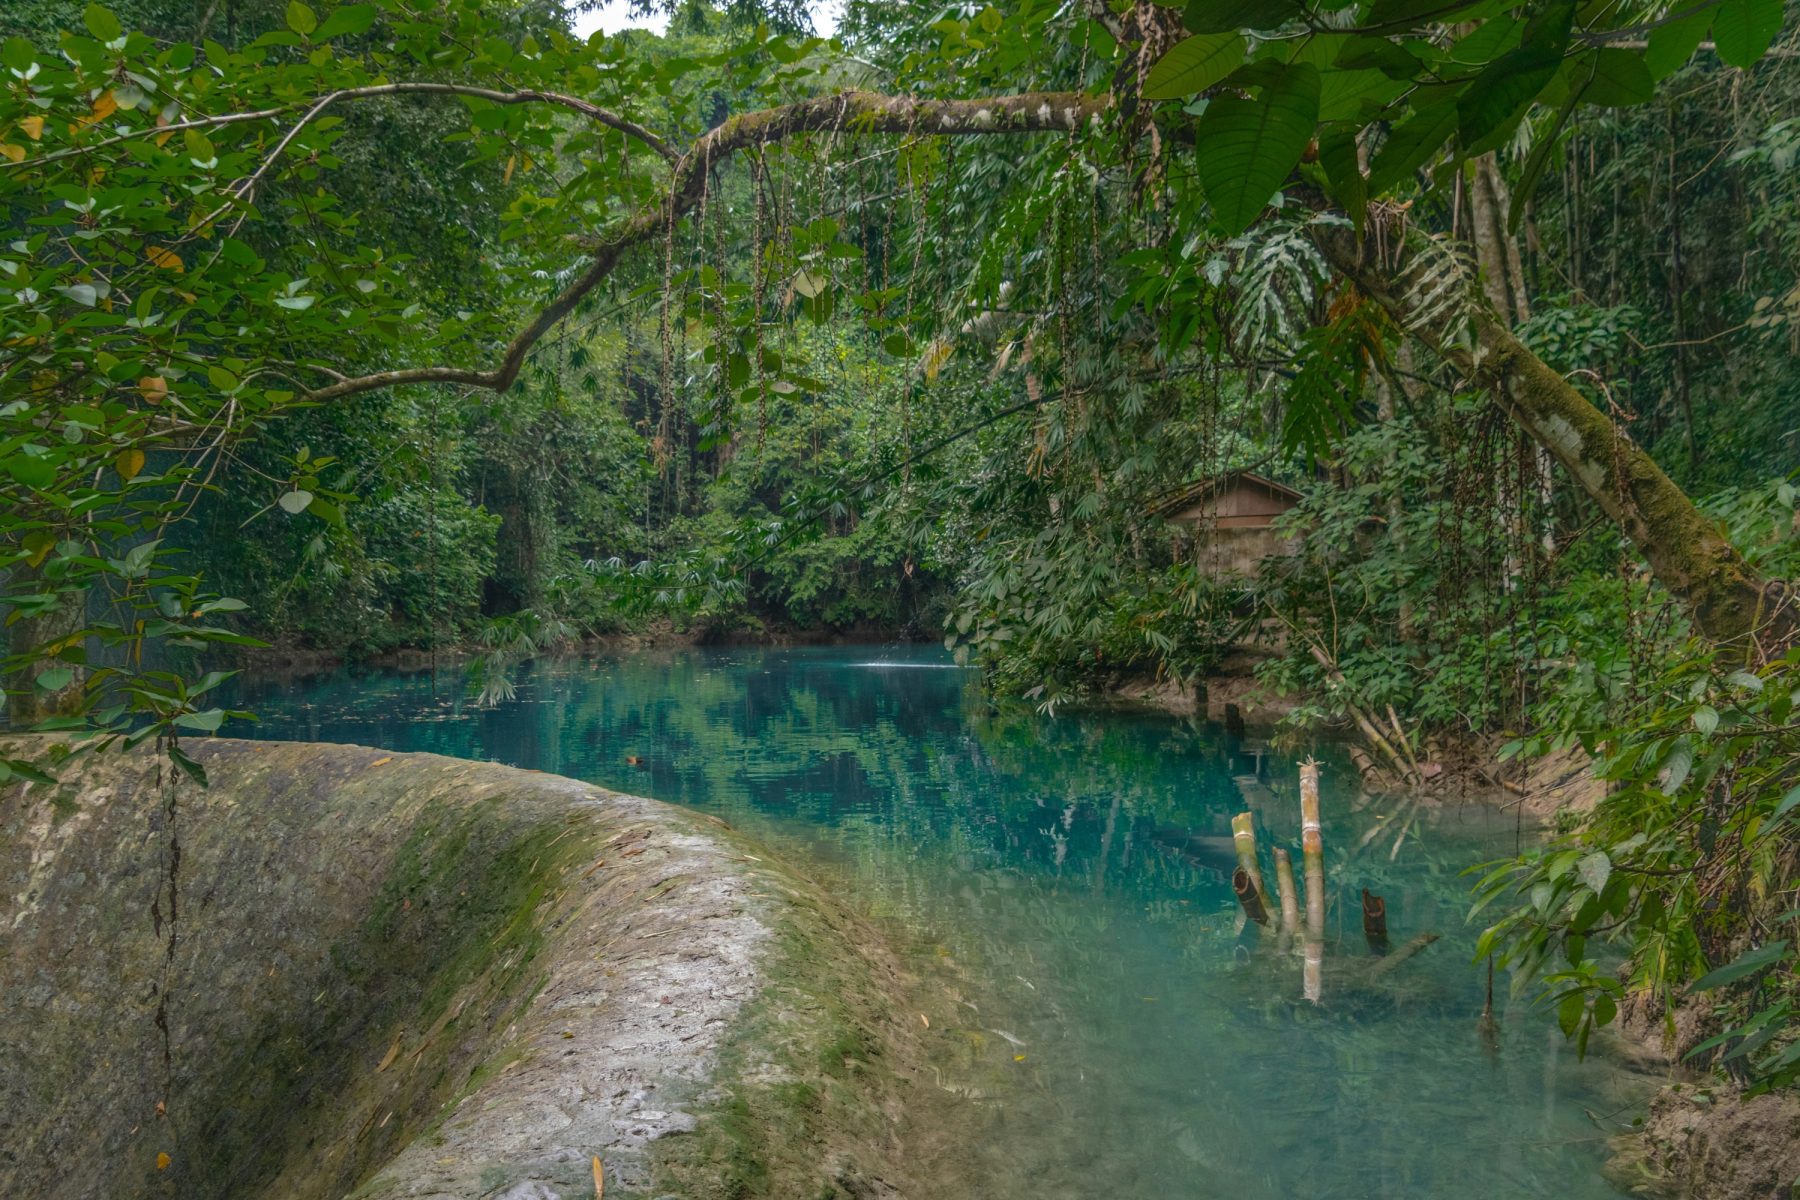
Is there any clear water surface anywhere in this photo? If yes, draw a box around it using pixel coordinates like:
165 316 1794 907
230 644 1647 1199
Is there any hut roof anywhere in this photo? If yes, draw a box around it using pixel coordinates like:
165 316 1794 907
1149 471 1305 523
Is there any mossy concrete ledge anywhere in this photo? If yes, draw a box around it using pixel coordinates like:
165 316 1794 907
0 738 920 1200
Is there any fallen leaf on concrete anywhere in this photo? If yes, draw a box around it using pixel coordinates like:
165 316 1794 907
376 1037 401 1072
592 1156 605 1198
370 756 392 766
156 1152 170 1171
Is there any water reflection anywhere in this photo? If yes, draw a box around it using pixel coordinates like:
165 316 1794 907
228 645 1644 1199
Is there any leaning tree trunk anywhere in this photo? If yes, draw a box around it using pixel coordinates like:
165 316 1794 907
1312 219 1791 655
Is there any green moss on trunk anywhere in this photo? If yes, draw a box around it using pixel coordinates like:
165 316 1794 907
1313 221 1789 653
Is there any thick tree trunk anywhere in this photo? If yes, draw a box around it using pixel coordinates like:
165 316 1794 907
1313 221 1791 653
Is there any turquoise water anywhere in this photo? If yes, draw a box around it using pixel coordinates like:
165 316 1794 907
232 644 1645 1198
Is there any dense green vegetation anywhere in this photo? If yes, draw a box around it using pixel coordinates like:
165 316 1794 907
1 0 1796 1113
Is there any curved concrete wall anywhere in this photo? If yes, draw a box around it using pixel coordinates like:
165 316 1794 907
0 738 913 1200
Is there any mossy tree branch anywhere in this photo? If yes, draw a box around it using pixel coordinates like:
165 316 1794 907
300 89 1106 407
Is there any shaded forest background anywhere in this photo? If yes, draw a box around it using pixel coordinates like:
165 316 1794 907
6 0 1796 723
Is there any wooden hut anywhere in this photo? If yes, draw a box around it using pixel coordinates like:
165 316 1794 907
1154 471 1304 579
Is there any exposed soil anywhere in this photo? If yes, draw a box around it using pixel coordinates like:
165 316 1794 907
1110 650 1299 727
1112 659 1605 822
1607 1083 1800 1200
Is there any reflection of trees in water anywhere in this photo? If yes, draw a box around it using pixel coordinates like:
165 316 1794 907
236 650 1546 953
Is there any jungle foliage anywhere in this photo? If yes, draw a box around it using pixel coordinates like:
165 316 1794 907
0 0 1796 1091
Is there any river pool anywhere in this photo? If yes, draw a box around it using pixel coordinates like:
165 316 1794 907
231 643 1647 1199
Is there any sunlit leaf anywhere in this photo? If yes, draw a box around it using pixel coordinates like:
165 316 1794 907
83 4 122 41
1576 850 1610 896
312 2 376 40
144 245 184 273
286 0 317 36
1557 989 1584 1036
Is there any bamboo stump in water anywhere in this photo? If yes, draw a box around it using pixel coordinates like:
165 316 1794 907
1232 866 1270 924
1231 812 1275 920
1362 889 1389 951
1300 760 1326 940
1274 847 1302 933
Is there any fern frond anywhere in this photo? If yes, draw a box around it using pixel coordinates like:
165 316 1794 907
1225 217 1331 358
1396 234 1478 344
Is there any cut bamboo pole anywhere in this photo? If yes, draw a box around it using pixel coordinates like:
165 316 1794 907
1361 888 1389 950
1231 866 1269 924
1300 758 1326 939
1274 847 1301 932
1303 937 1323 1004
1230 811 1274 918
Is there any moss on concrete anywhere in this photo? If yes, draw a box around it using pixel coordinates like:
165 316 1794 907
0 738 929 1200
650 901 915 1200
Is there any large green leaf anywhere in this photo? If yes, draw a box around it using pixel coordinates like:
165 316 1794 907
82 3 122 40
1577 48 1654 106
1508 87 1578 232
1184 0 1302 33
1645 4 1717 78
1446 14 1522 66
1195 63 1320 234
285 0 317 35
1693 940 1791 990
1318 68 1407 121
1367 100 1457 193
1522 0 1577 50
312 3 377 41
1143 33 1247 99
1334 35 1426 78
1364 0 1485 33
1713 0 1784 68
1319 130 1367 228
1457 44 1561 149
